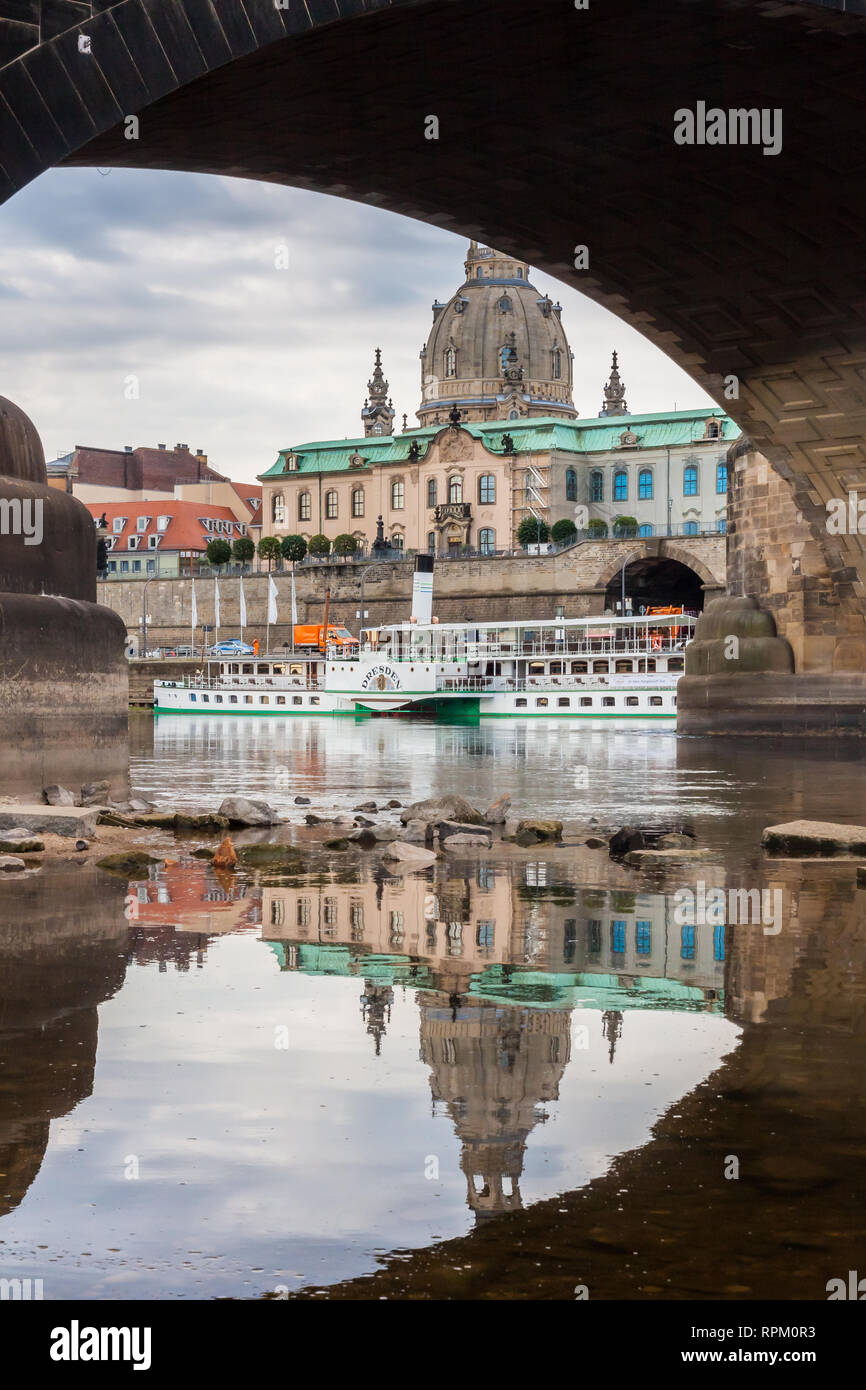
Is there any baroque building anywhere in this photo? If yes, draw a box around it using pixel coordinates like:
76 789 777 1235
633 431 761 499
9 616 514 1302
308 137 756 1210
259 244 737 555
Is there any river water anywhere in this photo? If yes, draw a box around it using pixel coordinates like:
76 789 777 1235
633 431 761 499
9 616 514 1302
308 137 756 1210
1 714 864 1300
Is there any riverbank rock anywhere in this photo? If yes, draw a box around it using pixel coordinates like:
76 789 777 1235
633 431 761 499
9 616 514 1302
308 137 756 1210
437 820 492 847
96 851 162 877
0 856 27 872
584 837 607 849
624 848 712 865
442 833 492 851
43 784 77 806
610 825 695 856
235 844 303 869
350 824 394 843
383 841 438 867
218 797 279 827
294 796 310 805
483 794 511 825
0 831 44 852
80 780 111 806
762 820 866 857
657 832 697 850
354 801 378 813
399 795 482 826
401 820 431 844
0 806 99 838
386 800 402 809
609 826 647 855
505 819 563 845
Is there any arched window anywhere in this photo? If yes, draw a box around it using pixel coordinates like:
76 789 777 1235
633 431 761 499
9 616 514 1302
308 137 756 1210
391 532 404 552
298 491 311 522
516 268 523 279
614 470 628 501
479 527 496 555
351 487 364 518
372 422 384 436
639 523 653 537
552 349 562 380
448 475 463 504
508 410 520 420
427 477 437 508
479 474 496 505
638 469 653 500
445 347 456 378
565 468 577 502
590 471 604 503
427 532 436 553
272 492 285 525
391 479 404 510
716 461 728 493
683 520 699 535
325 490 338 520
706 419 721 438
683 465 698 496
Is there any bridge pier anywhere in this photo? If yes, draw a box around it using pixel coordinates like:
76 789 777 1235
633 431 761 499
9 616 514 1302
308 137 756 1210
678 441 866 734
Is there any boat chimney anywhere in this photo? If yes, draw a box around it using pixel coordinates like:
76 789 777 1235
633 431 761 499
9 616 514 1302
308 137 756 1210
411 554 434 625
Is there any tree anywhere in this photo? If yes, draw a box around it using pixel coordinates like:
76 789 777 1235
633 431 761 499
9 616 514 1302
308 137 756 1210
586 518 608 537
613 515 638 537
551 518 577 545
257 535 282 569
232 535 255 566
517 516 550 547
332 533 358 556
308 533 331 557
280 534 307 565
205 537 232 569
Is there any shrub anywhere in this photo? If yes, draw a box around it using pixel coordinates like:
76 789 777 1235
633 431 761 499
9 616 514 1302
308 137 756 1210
586 518 608 537
613 515 638 537
551 518 577 544
232 536 255 565
257 535 282 569
332 533 358 556
280 534 307 564
308 534 331 557
205 538 232 568
517 516 550 547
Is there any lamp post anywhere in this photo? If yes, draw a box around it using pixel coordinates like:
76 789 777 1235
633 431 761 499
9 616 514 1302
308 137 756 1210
140 576 154 657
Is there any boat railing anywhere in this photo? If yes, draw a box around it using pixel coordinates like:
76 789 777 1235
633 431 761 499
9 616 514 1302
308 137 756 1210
387 634 693 662
435 672 677 694
156 675 324 692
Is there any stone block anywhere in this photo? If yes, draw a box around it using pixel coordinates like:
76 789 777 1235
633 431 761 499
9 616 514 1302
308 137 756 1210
0 805 99 837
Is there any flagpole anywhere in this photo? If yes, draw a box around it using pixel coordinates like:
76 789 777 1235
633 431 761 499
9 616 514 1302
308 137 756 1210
239 576 245 645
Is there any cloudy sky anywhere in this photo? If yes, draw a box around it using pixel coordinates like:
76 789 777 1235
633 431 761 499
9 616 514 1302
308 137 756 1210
0 168 713 486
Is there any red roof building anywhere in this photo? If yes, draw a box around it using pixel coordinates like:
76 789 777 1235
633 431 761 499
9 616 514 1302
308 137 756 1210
87 499 254 578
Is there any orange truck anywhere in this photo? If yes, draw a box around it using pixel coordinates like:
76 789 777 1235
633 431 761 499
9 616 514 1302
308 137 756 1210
293 624 358 654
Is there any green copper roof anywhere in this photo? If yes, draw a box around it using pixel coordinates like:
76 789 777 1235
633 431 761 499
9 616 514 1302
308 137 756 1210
258 408 735 480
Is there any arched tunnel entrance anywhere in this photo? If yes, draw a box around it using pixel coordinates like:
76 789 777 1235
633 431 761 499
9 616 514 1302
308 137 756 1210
604 558 705 616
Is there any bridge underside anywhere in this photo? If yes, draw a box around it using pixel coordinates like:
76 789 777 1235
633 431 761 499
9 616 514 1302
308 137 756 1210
2 0 866 729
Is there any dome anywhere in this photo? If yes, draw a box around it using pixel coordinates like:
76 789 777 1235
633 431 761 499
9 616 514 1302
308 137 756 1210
417 243 577 426
0 395 47 484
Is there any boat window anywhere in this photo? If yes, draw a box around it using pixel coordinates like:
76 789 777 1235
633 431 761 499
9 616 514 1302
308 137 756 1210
293 696 303 705
190 693 196 702
615 660 632 673
580 697 593 707
529 662 545 675
536 697 548 708
603 696 615 707
649 696 663 707
668 658 684 671
276 696 286 705
244 695 254 704
310 697 320 705
571 661 587 674
557 697 570 707
230 695 238 704
672 696 677 706
261 696 269 705
516 698 527 708
549 662 562 675
646 659 656 672
201 694 209 703
242 663 254 675
214 695 223 704
593 661 609 673
626 696 639 706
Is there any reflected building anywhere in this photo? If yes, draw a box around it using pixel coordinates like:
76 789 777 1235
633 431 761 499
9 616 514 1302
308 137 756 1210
127 857 262 971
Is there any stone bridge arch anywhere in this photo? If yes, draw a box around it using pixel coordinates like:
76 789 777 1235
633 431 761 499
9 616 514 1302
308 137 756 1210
3 0 866 725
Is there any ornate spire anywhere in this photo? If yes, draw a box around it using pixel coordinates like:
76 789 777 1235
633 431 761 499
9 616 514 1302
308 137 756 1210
362 348 395 437
601 350 628 416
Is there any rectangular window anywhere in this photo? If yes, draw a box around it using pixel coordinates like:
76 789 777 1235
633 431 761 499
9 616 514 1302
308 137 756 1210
230 695 238 704
132 560 141 573
681 924 696 960
536 697 548 707
611 920 626 954
626 696 639 706
649 695 663 707
214 695 223 704
588 920 602 954
557 697 570 707
137 516 149 532
310 696 320 705
476 921 495 949
244 695 253 704
713 924 726 962
516 698 527 708
276 695 286 705
635 920 652 955
260 696 269 705
602 696 615 707
293 696 303 705
113 517 126 533
201 693 209 703
580 697 593 707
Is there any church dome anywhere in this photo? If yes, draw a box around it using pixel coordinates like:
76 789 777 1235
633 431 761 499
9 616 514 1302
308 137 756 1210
417 243 577 427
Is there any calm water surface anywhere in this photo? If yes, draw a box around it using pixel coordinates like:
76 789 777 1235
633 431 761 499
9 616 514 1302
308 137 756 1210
0 715 863 1299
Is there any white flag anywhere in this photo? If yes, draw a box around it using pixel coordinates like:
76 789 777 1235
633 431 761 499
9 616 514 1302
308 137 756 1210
214 577 220 629
291 570 298 626
190 578 198 630
268 575 278 626
239 578 247 629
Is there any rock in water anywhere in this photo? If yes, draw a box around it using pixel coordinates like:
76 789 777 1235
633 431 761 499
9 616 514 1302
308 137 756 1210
483 793 511 825
399 795 482 826
218 797 279 827
506 819 563 844
383 841 438 867
213 836 238 869
657 832 696 849
0 856 27 872
43 784 77 806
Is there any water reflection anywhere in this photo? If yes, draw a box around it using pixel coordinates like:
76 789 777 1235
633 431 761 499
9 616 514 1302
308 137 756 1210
0 846 864 1299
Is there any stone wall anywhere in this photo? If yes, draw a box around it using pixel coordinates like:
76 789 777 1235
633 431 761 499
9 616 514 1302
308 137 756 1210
98 538 725 651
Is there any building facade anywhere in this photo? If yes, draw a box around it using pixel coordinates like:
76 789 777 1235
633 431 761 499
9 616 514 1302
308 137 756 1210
87 499 257 578
259 244 736 554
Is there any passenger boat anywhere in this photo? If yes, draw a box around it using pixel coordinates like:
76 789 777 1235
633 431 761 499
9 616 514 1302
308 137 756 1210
153 611 695 719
